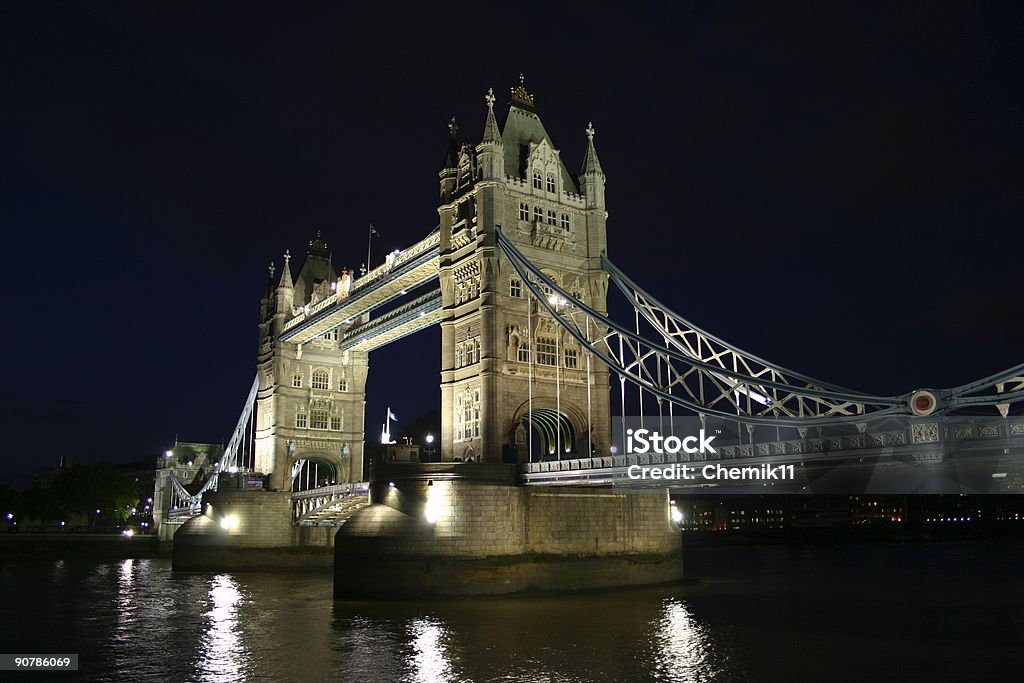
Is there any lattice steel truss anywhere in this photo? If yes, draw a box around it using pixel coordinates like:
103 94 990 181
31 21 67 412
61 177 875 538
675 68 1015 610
497 230 1024 426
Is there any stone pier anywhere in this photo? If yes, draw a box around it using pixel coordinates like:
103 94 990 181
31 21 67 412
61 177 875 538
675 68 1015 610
334 463 682 597
172 490 335 571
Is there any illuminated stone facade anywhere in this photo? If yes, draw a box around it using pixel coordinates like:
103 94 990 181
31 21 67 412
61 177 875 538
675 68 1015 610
254 237 367 491
438 80 612 463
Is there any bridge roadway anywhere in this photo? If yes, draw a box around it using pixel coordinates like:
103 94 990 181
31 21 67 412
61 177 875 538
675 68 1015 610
280 229 440 345
521 415 1024 492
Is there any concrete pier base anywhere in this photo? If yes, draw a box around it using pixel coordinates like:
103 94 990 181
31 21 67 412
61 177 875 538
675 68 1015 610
172 490 334 571
334 464 682 597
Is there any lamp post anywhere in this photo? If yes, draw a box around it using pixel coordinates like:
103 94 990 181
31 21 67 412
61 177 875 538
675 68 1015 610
425 434 435 462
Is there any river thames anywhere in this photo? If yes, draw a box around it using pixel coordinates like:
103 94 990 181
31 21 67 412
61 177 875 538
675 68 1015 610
4 539 1022 681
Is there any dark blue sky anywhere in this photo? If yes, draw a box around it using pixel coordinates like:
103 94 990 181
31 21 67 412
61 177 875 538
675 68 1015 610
2 2 1021 487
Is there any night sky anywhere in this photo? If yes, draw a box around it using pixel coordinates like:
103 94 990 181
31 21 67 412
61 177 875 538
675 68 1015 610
3 2 1021 488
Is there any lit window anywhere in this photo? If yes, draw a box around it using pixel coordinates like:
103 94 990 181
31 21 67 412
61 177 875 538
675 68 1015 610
519 203 529 221
536 338 557 366
295 410 307 428
311 370 330 390
533 206 543 222
564 348 578 369
292 375 303 388
533 172 542 189
547 210 556 225
454 390 481 442
560 213 570 229
310 409 329 430
546 175 556 193
330 416 341 431
509 277 522 298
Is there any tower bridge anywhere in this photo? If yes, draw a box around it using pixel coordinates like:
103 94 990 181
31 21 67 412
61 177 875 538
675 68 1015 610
165 78 1024 584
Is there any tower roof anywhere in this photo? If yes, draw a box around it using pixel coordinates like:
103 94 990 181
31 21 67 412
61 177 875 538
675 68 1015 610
291 231 336 306
499 76 577 192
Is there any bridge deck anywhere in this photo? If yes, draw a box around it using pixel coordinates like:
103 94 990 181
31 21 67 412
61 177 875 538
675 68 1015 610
281 230 440 344
339 290 441 352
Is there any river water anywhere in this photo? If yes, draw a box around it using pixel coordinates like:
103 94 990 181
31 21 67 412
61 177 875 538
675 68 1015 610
3 539 1022 682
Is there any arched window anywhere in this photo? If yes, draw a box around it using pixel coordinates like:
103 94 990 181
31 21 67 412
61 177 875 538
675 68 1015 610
546 175 556 193
547 210 557 225
532 171 543 189
311 369 330 390
519 203 529 221
295 407 307 428
517 342 531 363
292 374 303 388
533 206 543 223
509 277 522 298
560 213 570 229
564 348 578 369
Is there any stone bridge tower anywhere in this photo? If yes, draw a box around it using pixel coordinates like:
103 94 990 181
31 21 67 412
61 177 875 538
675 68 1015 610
254 234 368 491
438 77 611 463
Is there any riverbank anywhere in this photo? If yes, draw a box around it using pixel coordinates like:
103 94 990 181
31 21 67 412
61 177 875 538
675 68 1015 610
0 533 162 560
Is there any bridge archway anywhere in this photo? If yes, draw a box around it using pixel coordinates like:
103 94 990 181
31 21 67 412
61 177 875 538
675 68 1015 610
510 402 586 463
290 454 341 492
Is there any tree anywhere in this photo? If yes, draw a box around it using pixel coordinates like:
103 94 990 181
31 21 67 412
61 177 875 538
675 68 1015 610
52 464 139 530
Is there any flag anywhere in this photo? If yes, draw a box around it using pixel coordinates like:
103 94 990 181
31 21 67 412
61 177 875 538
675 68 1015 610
387 408 397 421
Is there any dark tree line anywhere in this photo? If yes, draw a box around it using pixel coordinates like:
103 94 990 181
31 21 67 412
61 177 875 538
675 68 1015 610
1 463 139 530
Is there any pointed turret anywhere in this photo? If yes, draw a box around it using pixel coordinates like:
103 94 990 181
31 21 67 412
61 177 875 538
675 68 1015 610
477 88 505 180
277 249 294 289
481 88 501 143
439 116 460 200
580 122 606 210
260 261 276 322
271 250 294 337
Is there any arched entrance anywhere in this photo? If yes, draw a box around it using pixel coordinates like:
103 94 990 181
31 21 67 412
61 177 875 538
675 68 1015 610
513 408 577 462
290 456 340 492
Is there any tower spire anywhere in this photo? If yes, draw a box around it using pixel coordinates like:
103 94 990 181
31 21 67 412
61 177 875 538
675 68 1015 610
442 116 459 169
580 122 606 210
581 122 603 176
481 87 501 143
278 249 293 288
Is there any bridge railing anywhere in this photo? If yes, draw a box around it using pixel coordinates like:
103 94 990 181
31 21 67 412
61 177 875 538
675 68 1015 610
292 482 369 524
281 229 440 334
522 416 1024 475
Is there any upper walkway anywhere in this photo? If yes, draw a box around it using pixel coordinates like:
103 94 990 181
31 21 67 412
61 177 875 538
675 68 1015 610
280 229 440 345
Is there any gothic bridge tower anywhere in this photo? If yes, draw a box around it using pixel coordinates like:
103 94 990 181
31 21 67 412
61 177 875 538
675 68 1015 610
438 77 611 463
255 234 368 491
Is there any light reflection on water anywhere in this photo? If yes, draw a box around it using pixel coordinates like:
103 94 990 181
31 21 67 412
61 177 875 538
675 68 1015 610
1 540 1021 682
406 617 454 683
646 598 733 682
197 574 248 683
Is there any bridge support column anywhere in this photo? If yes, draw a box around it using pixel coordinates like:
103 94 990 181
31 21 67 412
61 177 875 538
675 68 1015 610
334 463 682 597
172 490 336 571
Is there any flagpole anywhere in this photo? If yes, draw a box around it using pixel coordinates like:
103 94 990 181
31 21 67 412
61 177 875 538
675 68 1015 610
366 223 375 272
